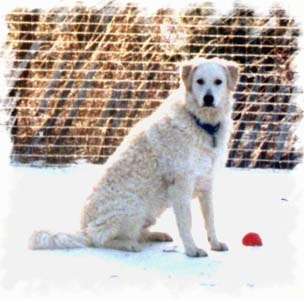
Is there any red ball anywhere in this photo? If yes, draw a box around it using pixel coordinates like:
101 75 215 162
242 232 263 246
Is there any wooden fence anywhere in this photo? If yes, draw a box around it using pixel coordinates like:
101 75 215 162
2 2 303 168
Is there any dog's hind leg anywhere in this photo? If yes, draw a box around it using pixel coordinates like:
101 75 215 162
86 217 143 252
103 239 142 252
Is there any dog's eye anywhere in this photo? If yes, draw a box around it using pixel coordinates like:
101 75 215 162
197 78 205 85
215 79 222 85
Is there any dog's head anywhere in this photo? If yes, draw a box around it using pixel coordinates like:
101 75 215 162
181 57 239 109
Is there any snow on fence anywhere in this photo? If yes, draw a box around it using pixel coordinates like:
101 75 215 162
1 2 303 168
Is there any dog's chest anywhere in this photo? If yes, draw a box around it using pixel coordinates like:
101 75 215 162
188 147 215 177
187 126 229 177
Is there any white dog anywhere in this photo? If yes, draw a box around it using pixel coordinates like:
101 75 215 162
30 57 239 257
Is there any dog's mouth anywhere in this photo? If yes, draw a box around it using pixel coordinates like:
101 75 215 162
203 102 215 108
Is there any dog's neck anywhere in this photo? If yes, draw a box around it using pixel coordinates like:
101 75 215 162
190 113 221 148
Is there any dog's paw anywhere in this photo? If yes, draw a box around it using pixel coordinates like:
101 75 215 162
185 247 208 258
211 241 229 252
118 242 143 252
127 243 142 252
147 232 173 242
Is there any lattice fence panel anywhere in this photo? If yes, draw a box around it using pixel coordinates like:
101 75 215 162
1 2 303 168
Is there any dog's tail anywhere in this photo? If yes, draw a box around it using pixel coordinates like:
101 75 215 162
29 230 92 250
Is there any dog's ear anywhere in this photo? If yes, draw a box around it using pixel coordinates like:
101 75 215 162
224 61 240 91
180 62 195 92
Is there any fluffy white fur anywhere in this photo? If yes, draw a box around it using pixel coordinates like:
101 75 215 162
29 57 239 257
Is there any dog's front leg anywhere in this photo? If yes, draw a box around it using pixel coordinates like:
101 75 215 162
198 189 228 251
170 177 208 257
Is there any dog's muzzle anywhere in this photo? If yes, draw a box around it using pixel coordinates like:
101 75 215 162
203 94 214 107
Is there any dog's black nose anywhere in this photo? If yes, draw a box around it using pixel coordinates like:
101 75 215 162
203 94 214 107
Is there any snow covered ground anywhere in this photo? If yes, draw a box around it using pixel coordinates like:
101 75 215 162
0 159 303 300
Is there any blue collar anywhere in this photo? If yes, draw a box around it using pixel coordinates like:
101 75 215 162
190 113 221 147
